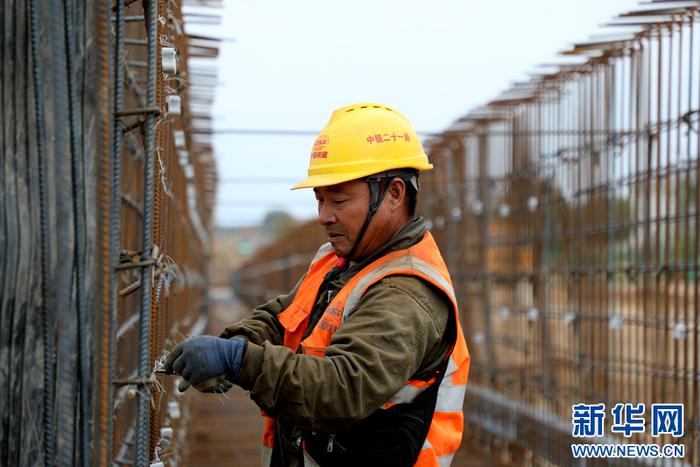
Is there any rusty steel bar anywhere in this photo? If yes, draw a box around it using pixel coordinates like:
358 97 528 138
95 0 113 463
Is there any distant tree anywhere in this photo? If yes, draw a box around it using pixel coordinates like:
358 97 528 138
262 210 298 240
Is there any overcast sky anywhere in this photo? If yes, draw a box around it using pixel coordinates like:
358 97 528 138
192 0 641 228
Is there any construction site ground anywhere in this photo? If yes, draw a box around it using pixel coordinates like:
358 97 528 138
184 288 512 467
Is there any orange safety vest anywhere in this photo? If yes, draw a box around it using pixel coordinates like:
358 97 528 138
261 232 470 466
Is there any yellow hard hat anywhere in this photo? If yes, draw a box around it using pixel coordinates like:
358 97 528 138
292 102 433 190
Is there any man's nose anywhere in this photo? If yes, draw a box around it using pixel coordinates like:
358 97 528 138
318 202 336 226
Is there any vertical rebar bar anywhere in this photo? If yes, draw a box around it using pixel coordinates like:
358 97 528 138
94 0 113 462
108 0 126 464
477 133 495 383
63 0 90 463
134 0 158 464
29 0 54 464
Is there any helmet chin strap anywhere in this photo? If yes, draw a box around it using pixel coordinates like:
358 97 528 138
344 175 391 262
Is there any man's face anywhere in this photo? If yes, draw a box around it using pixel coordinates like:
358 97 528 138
314 180 370 258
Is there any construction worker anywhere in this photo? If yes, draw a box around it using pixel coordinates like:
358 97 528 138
164 103 470 466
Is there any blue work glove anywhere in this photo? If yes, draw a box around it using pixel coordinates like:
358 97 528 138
164 336 247 387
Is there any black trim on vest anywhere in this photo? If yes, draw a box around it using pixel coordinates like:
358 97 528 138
303 357 450 466
302 302 457 466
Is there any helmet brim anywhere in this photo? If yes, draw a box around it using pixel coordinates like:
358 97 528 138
291 157 433 190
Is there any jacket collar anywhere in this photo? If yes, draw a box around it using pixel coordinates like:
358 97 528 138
336 217 427 284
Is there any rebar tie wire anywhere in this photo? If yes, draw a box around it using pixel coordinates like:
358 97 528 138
113 375 158 387
116 246 176 298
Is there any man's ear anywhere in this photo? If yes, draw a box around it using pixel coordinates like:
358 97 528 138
387 178 406 212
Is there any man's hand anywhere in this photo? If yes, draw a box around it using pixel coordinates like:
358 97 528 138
163 336 247 387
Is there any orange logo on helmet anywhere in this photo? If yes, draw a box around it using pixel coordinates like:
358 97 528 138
313 134 329 151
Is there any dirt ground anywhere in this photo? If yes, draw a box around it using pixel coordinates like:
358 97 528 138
183 288 511 467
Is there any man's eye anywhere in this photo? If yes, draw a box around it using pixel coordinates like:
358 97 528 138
333 199 347 205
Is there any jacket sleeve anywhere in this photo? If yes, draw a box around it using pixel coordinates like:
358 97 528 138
234 275 451 432
219 275 304 346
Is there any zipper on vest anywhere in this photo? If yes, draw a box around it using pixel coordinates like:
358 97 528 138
326 288 333 307
326 434 335 453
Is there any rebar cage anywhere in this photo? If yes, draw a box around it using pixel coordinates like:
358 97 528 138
0 0 219 465
423 5 700 466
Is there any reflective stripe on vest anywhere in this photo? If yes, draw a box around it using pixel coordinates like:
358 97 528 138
260 446 272 467
415 436 456 467
261 232 470 466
